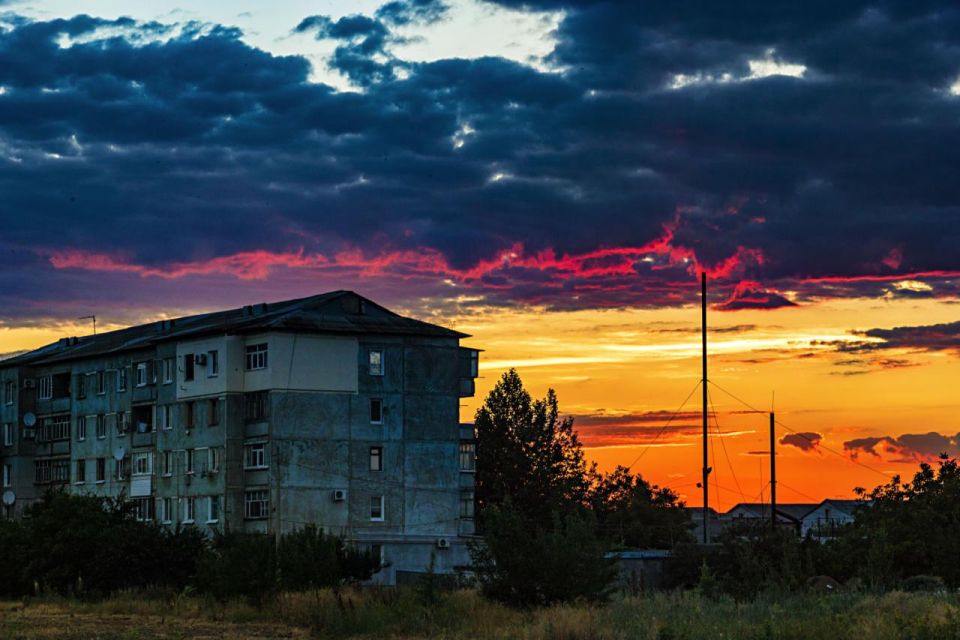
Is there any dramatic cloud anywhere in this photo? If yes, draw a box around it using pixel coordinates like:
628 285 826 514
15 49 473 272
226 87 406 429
831 321 960 356
843 432 960 462
1 1 959 323
779 432 822 452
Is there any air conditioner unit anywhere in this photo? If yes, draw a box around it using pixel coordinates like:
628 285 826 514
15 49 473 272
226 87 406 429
194 354 207 366
436 538 451 550
332 489 347 502
22 379 35 389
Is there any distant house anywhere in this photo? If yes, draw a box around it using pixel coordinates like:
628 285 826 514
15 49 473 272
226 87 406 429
726 502 816 534
800 499 864 540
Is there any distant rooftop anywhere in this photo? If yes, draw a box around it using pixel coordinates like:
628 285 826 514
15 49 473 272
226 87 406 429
1 291 467 368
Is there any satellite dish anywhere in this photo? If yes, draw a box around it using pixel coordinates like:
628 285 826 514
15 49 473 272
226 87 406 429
2 490 15 506
112 446 126 461
23 413 36 427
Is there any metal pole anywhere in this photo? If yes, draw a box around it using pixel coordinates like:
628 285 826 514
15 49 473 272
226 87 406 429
770 411 777 529
701 272 710 544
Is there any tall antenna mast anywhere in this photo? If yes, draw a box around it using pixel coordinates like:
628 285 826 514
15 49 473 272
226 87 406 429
78 315 97 335
701 272 711 544
770 410 777 529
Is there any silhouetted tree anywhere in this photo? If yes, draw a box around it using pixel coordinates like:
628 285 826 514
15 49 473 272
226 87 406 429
474 369 591 527
588 465 693 549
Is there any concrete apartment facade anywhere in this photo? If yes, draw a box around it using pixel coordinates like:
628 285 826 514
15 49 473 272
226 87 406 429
0 291 479 585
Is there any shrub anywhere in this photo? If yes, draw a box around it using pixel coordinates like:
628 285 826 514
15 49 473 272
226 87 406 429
902 575 947 593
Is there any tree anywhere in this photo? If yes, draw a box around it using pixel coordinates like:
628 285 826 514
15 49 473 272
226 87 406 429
470 499 614 607
277 524 381 591
588 465 693 549
474 369 591 526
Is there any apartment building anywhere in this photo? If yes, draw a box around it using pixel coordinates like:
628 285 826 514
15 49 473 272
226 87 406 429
0 291 480 584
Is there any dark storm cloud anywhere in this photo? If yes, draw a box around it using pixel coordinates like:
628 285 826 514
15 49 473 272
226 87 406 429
779 432 822 452
1 0 960 323
829 321 960 356
844 432 960 462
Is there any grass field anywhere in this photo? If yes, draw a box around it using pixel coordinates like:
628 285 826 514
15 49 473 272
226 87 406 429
0 588 958 639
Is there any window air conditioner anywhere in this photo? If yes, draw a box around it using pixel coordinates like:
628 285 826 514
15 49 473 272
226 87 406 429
22 379 35 389
436 538 451 550
332 489 347 502
194 354 207 366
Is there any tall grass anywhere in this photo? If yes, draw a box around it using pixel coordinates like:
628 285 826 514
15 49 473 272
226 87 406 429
2 588 959 639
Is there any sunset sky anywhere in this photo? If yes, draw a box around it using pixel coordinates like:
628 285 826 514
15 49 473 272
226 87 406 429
1 0 959 507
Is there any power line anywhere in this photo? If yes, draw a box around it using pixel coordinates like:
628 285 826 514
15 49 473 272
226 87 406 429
708 386 747 504
625 380 701 470
707 380 892 480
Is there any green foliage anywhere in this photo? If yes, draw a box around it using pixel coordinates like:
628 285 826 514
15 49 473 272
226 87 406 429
277 524 380 591
474 369 591 527
902 575 947 593
21 490 204 597
470 500 615 607
588 465 693 549
195 530 277 605
709 520 806 599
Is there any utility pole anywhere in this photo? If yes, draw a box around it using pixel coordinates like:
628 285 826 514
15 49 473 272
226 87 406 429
770 411 777 529
701 272 711 544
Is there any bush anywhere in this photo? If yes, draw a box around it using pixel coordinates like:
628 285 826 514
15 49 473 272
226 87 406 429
195 531 277 605
277 524 380 591
471 500 614 607
902 575 947 593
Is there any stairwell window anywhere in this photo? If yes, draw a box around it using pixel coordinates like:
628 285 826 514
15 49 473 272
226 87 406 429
369 446 383 472
3 422 12 446
245 343 268 370
38 375 53 400
368 350 383 376
2 463 10 488
370 496 384 522
370 398 383 424
244 442 267 469
244 489 269 519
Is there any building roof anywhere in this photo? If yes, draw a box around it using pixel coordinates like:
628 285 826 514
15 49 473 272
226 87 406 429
1 291 468 368
727 503 818 522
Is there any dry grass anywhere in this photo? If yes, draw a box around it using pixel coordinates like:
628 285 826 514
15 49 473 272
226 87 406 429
1 589 959 639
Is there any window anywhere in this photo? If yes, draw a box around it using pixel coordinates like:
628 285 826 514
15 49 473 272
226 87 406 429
132 452 153 476
162 451 172 476
133 498 154 522
3 423 12 447
207 496 220 523
75 459 86 484
369 350 383 376
208 447 221 474
76 416 86 441
184 354 195 381
35 459 69 484
3 380 14 405
38 375 53 400
185 449 195 475
135 362 148 387
207 350 219 377
2 464 10 488
158 497 173 524
244 489 269 519
244 443 267 469
370 398 383 424
208 399 220 426
117 367 127 392
459 443 476 472
460 490 475 519
115 412 127 436
96 458 106 483
370 495 384 521
184 497 196 523
116 457 127 481
244 391 268 422
185 401 194 429
163 357 174 383
245 343 268 370
369 446 383 472
76 375 86 400
96 371 105 395
96 414 106 439
39 415 70 442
